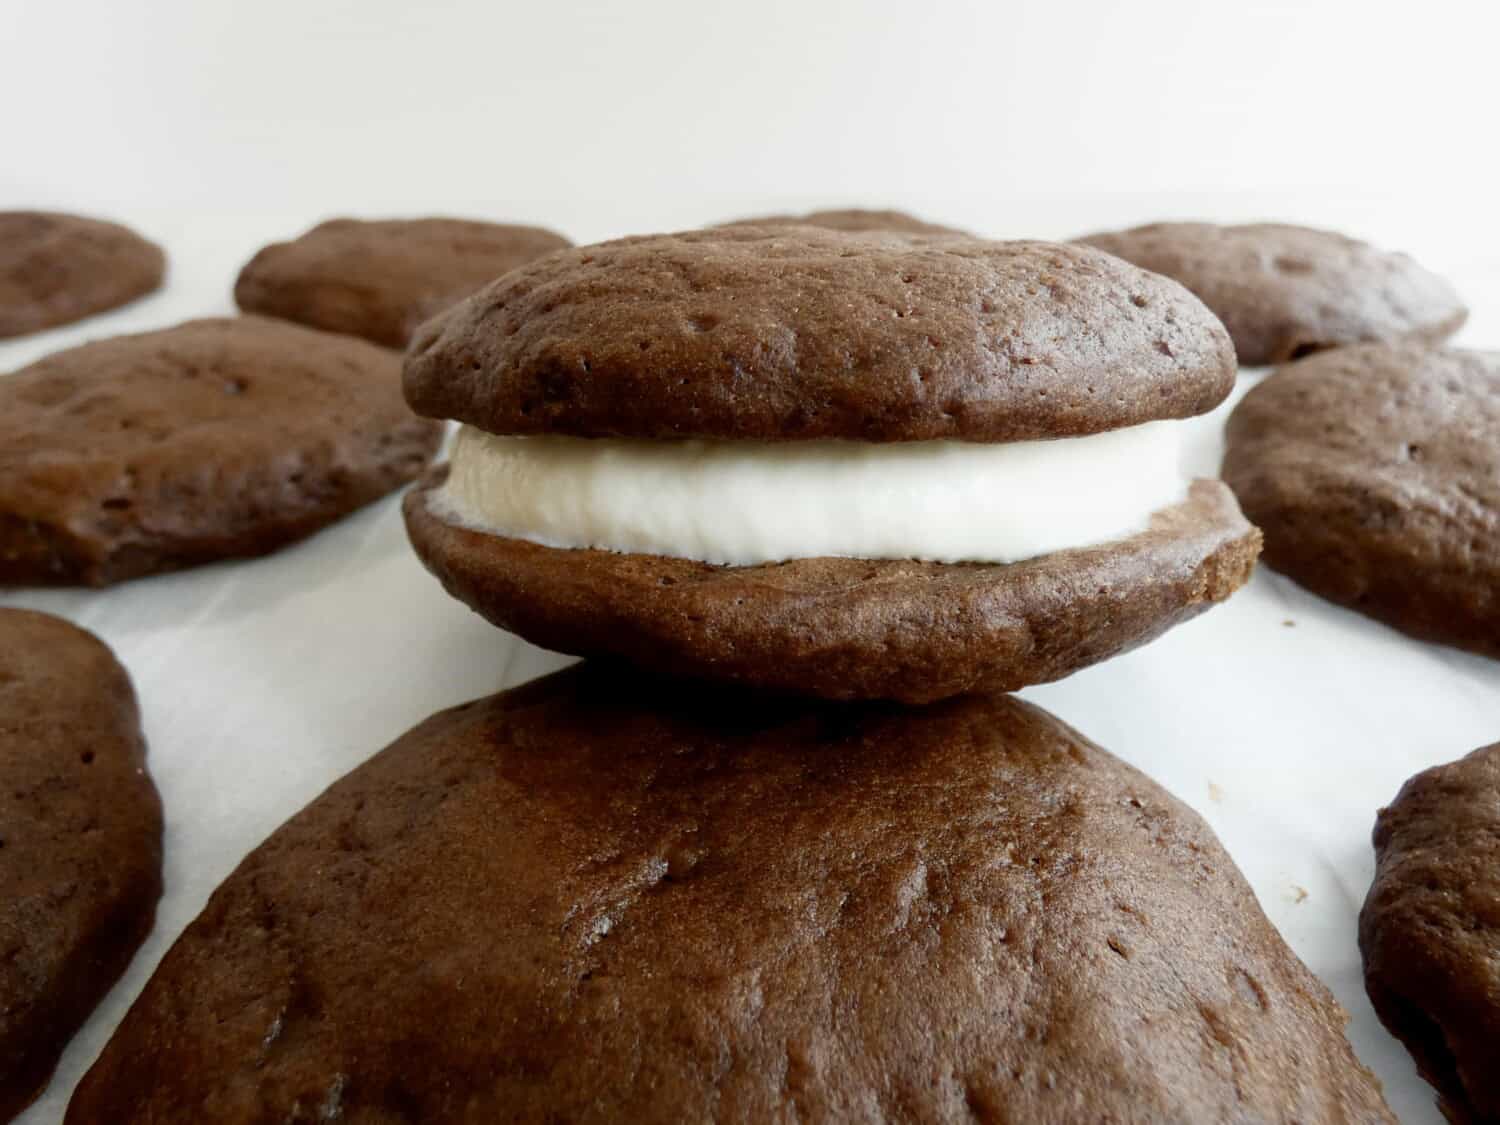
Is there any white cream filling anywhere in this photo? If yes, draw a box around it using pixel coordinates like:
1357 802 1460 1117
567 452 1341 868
434 422 1188 566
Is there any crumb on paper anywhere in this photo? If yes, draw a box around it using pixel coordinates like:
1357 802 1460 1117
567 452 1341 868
1207 781 1225 803
1291 885 1309 904
1282 619 1296 628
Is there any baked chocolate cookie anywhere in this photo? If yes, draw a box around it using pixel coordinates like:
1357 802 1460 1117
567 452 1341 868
0 211 165 339
68 667 1391 1123
0 317 443 586
1222 344 1500 656
1076 221 1467 365
404 226 1258 702
719 207 968 235
0 609 162 1121
235 217 571 347
1360 742 1500 1124
405 229 1234 443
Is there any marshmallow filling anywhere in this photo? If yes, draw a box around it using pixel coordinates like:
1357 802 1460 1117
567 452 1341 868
433 421 1189 567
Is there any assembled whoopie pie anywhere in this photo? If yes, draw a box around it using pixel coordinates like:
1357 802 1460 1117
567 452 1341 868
69 666 1391 1123
403 225 1261 702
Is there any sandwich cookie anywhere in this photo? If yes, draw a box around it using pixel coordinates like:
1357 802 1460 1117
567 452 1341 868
1223 344 1500 657
404 226 1259 702
1076 221 1466 365
719 207 968 235
1360 742 1500 1124
0 609 162 1121
234 217 571 348
0 212 165 339
0 317 443 586
68 666 1391 1123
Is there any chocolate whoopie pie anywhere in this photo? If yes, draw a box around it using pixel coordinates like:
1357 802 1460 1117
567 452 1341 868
719 207 968 235
68 666 1391 1123
0 211 165 339
1076 221 1467 365
0 609 162 1121
1223 343 1500 657
0 316 443 586
234 217 572 348
1360 743 1500 1124
403 226 1259 702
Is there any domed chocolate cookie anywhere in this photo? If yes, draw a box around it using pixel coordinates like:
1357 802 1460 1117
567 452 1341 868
0 317 443 586
404 227 1257 702
405 228 1233 443
1360 742 1500 1124
1076 221 1466 365
0 609 161 1121
68 667 1390 1123
0 211 165 339
719 207 968 235
235 217 571 348
1223 344 1500 656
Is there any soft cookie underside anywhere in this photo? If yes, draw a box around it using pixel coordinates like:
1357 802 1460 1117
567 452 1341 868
405 472 1261 702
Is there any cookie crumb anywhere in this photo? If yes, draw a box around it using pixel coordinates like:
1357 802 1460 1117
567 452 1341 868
1291 885 1309 904
1207 781 1225 803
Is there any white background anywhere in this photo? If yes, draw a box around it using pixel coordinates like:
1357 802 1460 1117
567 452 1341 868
5 0 1500 255
5 1 1500 1121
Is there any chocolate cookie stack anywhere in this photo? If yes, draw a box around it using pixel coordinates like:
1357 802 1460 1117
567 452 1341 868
67 225 1397 1121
